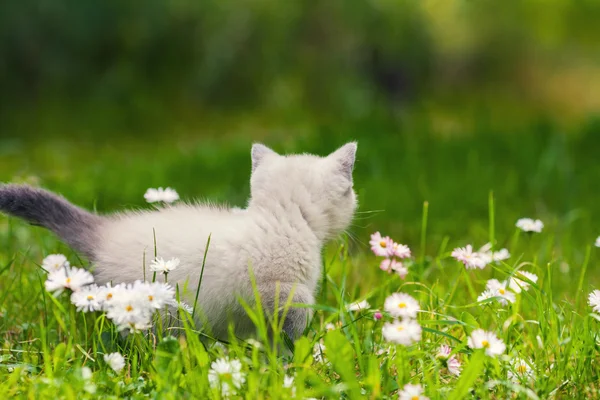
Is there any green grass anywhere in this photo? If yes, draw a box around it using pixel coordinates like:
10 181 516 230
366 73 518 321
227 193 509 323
1 119 600 398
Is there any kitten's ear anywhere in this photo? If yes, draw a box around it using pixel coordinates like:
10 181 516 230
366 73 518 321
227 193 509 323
329 142 357 179
251 143 278 172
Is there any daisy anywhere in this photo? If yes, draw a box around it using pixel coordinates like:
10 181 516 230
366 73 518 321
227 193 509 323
478 244 511 264
347 300 370 312
45 266 94 294
283 375 296 396
370 232 393 257
208 358 245 396
149 257 180 273
508 271 538 293
144 187 180 204
589 290 600 313
384 293 420 319
596 236 600 248
104 352 125 373
447 356 462 376
41 254 69 272
516 218 544 233
391 260 409 279
382 319 422 346
436 344 461 376
398 383 429 400
133 281 176 310
508 357 534 382
451 245 487 269
313 341 327 363
436 344 452 359
105 288 152 330
97 283 122 310
484 279 516 305
391 242 411 259
477 289 496 303
70 284 103 312
177 301 194 314
468 329 505 357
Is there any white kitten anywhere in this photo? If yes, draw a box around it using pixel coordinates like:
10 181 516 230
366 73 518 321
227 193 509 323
0 143 358 340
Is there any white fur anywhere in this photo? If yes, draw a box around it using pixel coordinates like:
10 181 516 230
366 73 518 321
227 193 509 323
92 143 358 340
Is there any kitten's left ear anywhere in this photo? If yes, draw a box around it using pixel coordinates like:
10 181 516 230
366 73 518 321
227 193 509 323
251 143 278 172
329 142 357 179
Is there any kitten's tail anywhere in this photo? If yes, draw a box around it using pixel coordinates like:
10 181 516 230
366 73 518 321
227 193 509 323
0 184 102 258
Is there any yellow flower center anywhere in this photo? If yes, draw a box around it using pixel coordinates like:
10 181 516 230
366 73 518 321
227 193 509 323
148 295 154 302
380 240 387 248
412 397 420 400
87 295 94 300
66 278 71 284
517 365 528 373
499 289 506 295
222 372 232 380
106 293 113 300
481 340 490 348
126 305 133 312
398 302 407 309
396 325 404 332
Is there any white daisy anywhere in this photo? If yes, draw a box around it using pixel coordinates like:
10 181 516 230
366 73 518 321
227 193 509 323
70 284 103 312
144 187 179 204
436 344 461 376
447 356 461 376
370 232 393 257
516 218 544 233
382 319 422 346
149 257 180 273
478 244 511 264
595 236 600 248
313 341 327 363
177 301 194 314
392 242 411 259
589 290 600 313
208 358 245 396
492 248 511 262
391 260 409 279
45 266 94 294
96 283 122 310
105 287 152 331
41 254 69 272
104 352 125 373
384 293 420 319
451 245 487 269
133 281 177 310
468 329 505 357
508 357 534 382
283 375 296 396
483 279 516 305
346 300 370 312
477 289 495 303
508 271 538 293
398 383 429 400
436 344 452 359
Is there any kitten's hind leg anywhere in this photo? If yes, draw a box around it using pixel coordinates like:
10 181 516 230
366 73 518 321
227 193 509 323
259 282 313 342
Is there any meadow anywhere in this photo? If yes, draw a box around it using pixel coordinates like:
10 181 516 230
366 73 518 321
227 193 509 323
1 115 600 399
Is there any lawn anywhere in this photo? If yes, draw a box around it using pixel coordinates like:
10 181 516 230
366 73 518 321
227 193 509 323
1 115 600 399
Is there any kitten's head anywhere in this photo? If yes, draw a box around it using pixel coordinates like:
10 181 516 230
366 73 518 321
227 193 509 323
249 142 358 240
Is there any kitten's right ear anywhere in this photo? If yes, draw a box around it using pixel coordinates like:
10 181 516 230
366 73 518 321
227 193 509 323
251 143 278 172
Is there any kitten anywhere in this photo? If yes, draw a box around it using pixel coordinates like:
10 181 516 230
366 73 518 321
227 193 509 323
0 143 358 341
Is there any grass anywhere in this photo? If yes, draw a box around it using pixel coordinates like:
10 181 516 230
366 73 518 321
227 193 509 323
1 119 600 398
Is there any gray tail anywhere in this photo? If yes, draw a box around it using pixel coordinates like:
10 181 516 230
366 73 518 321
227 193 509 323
0 184 101 258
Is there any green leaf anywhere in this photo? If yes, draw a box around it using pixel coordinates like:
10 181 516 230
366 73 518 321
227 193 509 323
449 350 486 400
323 330 360 399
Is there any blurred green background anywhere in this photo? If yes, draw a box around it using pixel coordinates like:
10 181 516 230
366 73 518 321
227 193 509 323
1 0 599 256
